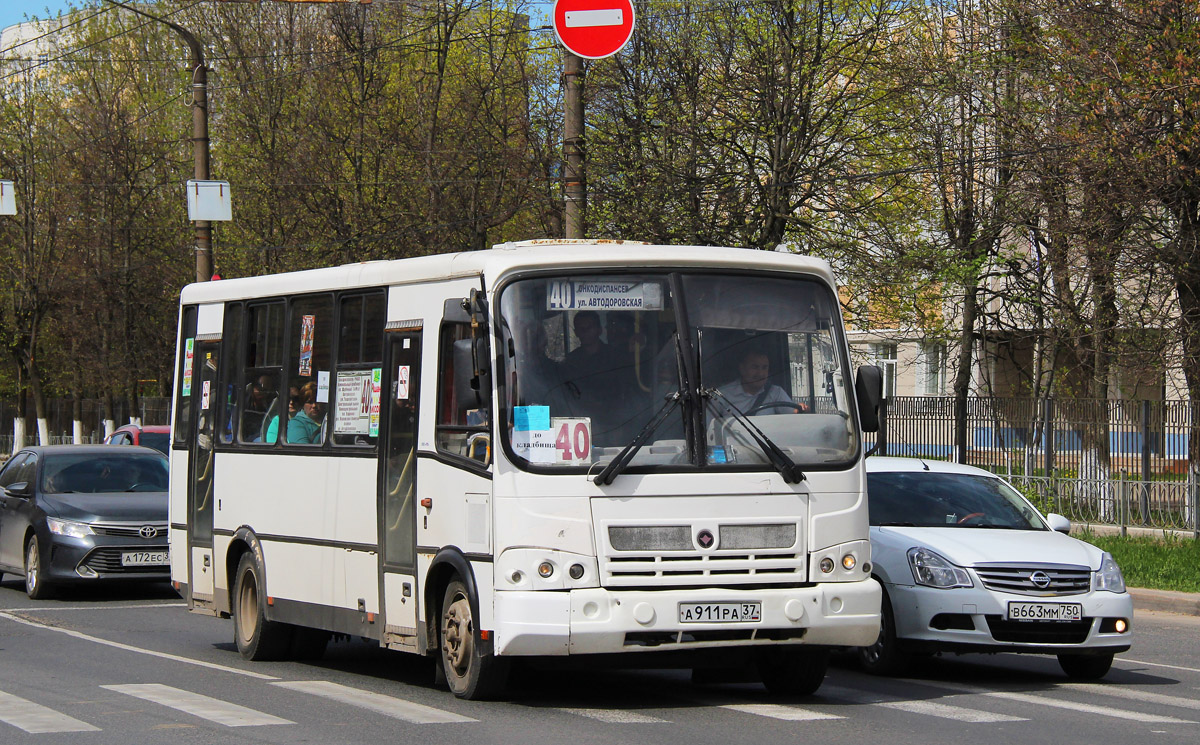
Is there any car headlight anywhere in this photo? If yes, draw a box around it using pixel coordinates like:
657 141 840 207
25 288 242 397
1093 552 1126 593
46 517 95 539
908 547 972 588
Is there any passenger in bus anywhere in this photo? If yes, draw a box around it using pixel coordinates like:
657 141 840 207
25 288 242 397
561 310 623 442
242 376 275 437
264 385 301 444
716 349 805 415
285 381 325 444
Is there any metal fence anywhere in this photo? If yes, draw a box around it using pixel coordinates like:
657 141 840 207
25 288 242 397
867 396 1200 535
0 397 171 454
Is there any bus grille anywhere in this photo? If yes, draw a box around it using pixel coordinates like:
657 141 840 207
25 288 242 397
601 522 803 586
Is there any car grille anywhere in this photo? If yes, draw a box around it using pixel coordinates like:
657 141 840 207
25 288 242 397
91 522 168 539
79 547 169 574
601 523 803 587
985 616 1094 644
973 564 1091 596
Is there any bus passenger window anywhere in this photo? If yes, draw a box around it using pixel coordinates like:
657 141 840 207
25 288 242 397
240 302 285 444
331 292 386 447
285 295 333 446
218 303 242 445
173 306 198 446
436 322 489 462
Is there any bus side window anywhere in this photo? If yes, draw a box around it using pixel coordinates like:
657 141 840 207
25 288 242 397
435 322 488 461
218 303 243 445
331 292 386 447
173 306 198 446
240 302 285 445
285 295 333 446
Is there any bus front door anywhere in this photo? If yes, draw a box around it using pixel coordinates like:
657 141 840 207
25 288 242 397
379 331 422 650
187 341 219 605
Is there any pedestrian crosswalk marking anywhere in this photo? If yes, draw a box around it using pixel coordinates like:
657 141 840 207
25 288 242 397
720 703 844 721
0 689 100 734
822 685 1027 723
1062 683 1200 711
273 680 476 724
909 679 1196 725
556 708 668 723
102 684 293 727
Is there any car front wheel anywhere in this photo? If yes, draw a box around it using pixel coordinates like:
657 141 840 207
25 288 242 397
1058 652 1114 680
24 537 54 600
857 592 911 676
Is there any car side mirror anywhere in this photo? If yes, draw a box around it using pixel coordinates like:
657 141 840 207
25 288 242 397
1045 513 1071 534
855 365 883 433
6 481 33 498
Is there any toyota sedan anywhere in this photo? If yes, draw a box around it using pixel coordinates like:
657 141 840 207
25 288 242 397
0 445 169 599
858 457 1132 679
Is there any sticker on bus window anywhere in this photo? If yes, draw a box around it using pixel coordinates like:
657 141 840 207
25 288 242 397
546 280 664 311
316 371 330 403
552 417 592 464
513 405 550 432
513 428 555 463
369 368 382 437
334 369 374 435
299 315 315 376
397 365 410 400
182 338 194 396
201 380 211 410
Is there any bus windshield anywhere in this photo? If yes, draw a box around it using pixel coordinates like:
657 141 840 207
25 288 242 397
498 272 858 472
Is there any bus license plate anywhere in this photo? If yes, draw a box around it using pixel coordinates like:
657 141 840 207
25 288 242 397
1007 602 1082 622
679 602 761 624
121 550 169 567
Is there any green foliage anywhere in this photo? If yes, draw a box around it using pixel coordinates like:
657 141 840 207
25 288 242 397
1075 531 1200 593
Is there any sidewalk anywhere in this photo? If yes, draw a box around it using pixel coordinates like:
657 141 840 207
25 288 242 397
1129 587 1200 616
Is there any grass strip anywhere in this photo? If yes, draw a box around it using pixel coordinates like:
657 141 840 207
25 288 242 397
1075 531 1200 593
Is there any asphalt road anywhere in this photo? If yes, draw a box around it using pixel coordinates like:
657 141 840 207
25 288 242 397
0 579 1197 745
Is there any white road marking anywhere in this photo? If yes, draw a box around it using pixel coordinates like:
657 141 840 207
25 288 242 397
1119 658 1200 675
877 700 1028 723
0 611 279 681
103 684 292 727
1059 683 1200 711
273 680 475 724
0 690 100 734
822 685 1027 723
720 704 843 721
910 680 1195 724
3 603 186 613
564 9 623 28
556 708 668 723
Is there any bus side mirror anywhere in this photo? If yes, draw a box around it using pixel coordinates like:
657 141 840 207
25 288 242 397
453 338 492 416
855 365 883 433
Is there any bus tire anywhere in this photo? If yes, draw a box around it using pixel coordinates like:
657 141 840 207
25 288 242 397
233 553 293 661
439 578 509 700
757 646 829 696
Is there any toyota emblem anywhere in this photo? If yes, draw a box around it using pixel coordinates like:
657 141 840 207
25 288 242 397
696 529 715 549
1029 570 1052 589
139 525 159 539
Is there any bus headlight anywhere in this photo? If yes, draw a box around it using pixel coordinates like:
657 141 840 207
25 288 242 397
537 561 554 578
841 554 857 571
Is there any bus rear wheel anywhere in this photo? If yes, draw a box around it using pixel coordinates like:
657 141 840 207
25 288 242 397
439 578 508 700
233 553 294 661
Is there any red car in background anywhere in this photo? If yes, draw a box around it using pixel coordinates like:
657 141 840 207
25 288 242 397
104 425 170 455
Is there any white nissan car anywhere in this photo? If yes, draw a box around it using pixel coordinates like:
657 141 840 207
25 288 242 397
859 457 1132 679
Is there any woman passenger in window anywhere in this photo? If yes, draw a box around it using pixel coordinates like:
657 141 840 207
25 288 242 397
285 381 325 444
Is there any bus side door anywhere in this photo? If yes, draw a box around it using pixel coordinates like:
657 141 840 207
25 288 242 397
188 341 220 603
379 330 422 648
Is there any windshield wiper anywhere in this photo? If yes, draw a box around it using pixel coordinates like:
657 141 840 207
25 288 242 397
593 391 684 486
702 387 805 484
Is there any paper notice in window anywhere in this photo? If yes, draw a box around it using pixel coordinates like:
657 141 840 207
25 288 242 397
316 371 330 403
514 405 550 432
512 429 555 463
334 369 374 435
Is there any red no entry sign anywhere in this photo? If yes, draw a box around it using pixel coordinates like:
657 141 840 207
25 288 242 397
552 0 635 60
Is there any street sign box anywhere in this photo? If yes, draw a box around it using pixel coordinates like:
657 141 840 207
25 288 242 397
186 180 233 222
553 0 635 59
0 180 15 216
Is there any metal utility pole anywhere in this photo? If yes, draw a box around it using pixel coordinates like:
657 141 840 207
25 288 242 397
563 51 585 239
103 1 212 283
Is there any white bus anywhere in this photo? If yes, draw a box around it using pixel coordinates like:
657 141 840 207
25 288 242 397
169 241 883 699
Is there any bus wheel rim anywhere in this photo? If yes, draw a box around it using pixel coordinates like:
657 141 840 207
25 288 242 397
443 594 473 677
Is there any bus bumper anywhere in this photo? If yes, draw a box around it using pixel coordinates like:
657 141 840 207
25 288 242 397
493 578 881 656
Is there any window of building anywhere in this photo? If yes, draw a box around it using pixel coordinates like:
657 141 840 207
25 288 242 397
872 342 898 399
920 342 947 396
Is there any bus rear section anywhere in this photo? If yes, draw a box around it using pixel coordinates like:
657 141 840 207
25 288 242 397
168 243 882 700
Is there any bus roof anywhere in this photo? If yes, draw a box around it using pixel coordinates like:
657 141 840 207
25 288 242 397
178 242 836 305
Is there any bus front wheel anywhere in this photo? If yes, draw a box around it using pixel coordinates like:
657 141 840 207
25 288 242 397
439 578 508 700
233 553 294 661
757 646 829 696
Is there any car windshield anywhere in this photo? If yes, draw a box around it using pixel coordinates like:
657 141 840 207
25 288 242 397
498 271 858 471
138 432 170 454
40 452 170 494
867 471 1046 530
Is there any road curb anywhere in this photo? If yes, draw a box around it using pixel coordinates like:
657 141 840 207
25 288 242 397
1129 587 1200 617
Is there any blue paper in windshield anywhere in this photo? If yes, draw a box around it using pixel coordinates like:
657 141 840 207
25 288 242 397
709 447 727 464
514 405 550 432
